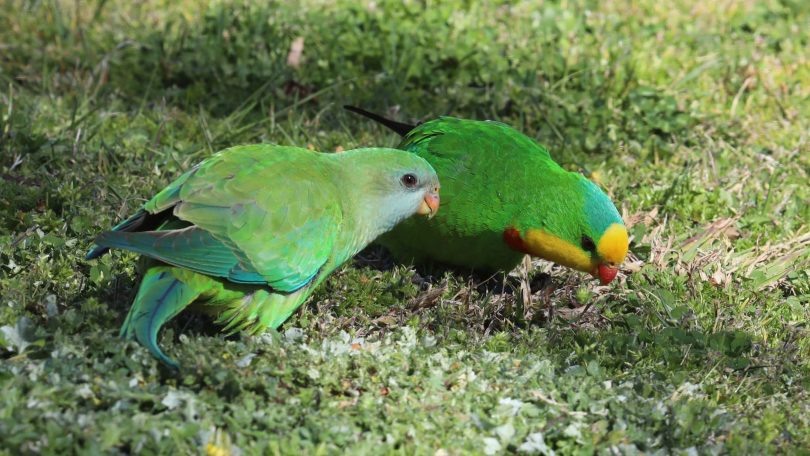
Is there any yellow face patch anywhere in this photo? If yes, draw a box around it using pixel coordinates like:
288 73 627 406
597 223 629 266
522 229 597 274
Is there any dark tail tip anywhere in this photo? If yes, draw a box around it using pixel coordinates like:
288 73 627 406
343 105 415 137
85 245 109 260
85 231 118 260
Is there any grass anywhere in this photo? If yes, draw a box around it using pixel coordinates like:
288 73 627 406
1 0 809 453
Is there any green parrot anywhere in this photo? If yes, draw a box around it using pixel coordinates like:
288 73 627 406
345 106 628 285
86 144 440 368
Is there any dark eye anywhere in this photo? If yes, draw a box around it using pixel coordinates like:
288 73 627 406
581 235 596 252
401 173 418 188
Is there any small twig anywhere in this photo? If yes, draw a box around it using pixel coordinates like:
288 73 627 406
576 300 595 323
72 127 82 158
10 225 39 248
733 364 771 374
530 390 588 417
730 76 755 117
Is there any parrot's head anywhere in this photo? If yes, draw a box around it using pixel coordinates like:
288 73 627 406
504 174 629 285
345 148 441 231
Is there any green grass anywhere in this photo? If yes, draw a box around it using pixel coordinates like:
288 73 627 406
1 0 809 453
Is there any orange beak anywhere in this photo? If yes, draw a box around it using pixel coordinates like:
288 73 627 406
417 189 440 219
594 263 619 285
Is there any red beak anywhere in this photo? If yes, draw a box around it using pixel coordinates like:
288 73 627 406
597 264 619 285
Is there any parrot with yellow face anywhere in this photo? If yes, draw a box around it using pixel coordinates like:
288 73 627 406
345 106 628 284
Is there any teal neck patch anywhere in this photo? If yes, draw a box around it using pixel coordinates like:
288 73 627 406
581 178 623 236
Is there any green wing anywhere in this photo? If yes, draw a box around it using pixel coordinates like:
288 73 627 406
94 145 341 293
401 116 551 161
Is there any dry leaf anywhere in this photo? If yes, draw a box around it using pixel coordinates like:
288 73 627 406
287 37 305 68
710 269 727 287
409 283 447 310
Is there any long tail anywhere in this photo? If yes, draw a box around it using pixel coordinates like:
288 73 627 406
86 208 173 260
121 266 205 369
343 105 415 137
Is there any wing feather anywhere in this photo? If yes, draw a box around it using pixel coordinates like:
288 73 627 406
98 145 342 293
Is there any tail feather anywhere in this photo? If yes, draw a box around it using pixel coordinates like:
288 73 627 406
86 208 173 260
90 227 260 284
343 105 415 137
121 266 204 369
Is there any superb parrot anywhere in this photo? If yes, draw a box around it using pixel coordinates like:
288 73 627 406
345 106 628 285
86 145 440 368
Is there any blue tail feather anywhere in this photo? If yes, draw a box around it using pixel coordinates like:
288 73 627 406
86 208 173 260
121 267 202 369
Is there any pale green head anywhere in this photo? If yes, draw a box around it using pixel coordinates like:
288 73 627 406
335 148 441 233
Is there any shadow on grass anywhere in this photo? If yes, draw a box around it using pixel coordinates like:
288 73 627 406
350 246 762 373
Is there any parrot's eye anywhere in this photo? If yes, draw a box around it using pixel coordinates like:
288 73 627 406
401 173 418 188
581 236 596 253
